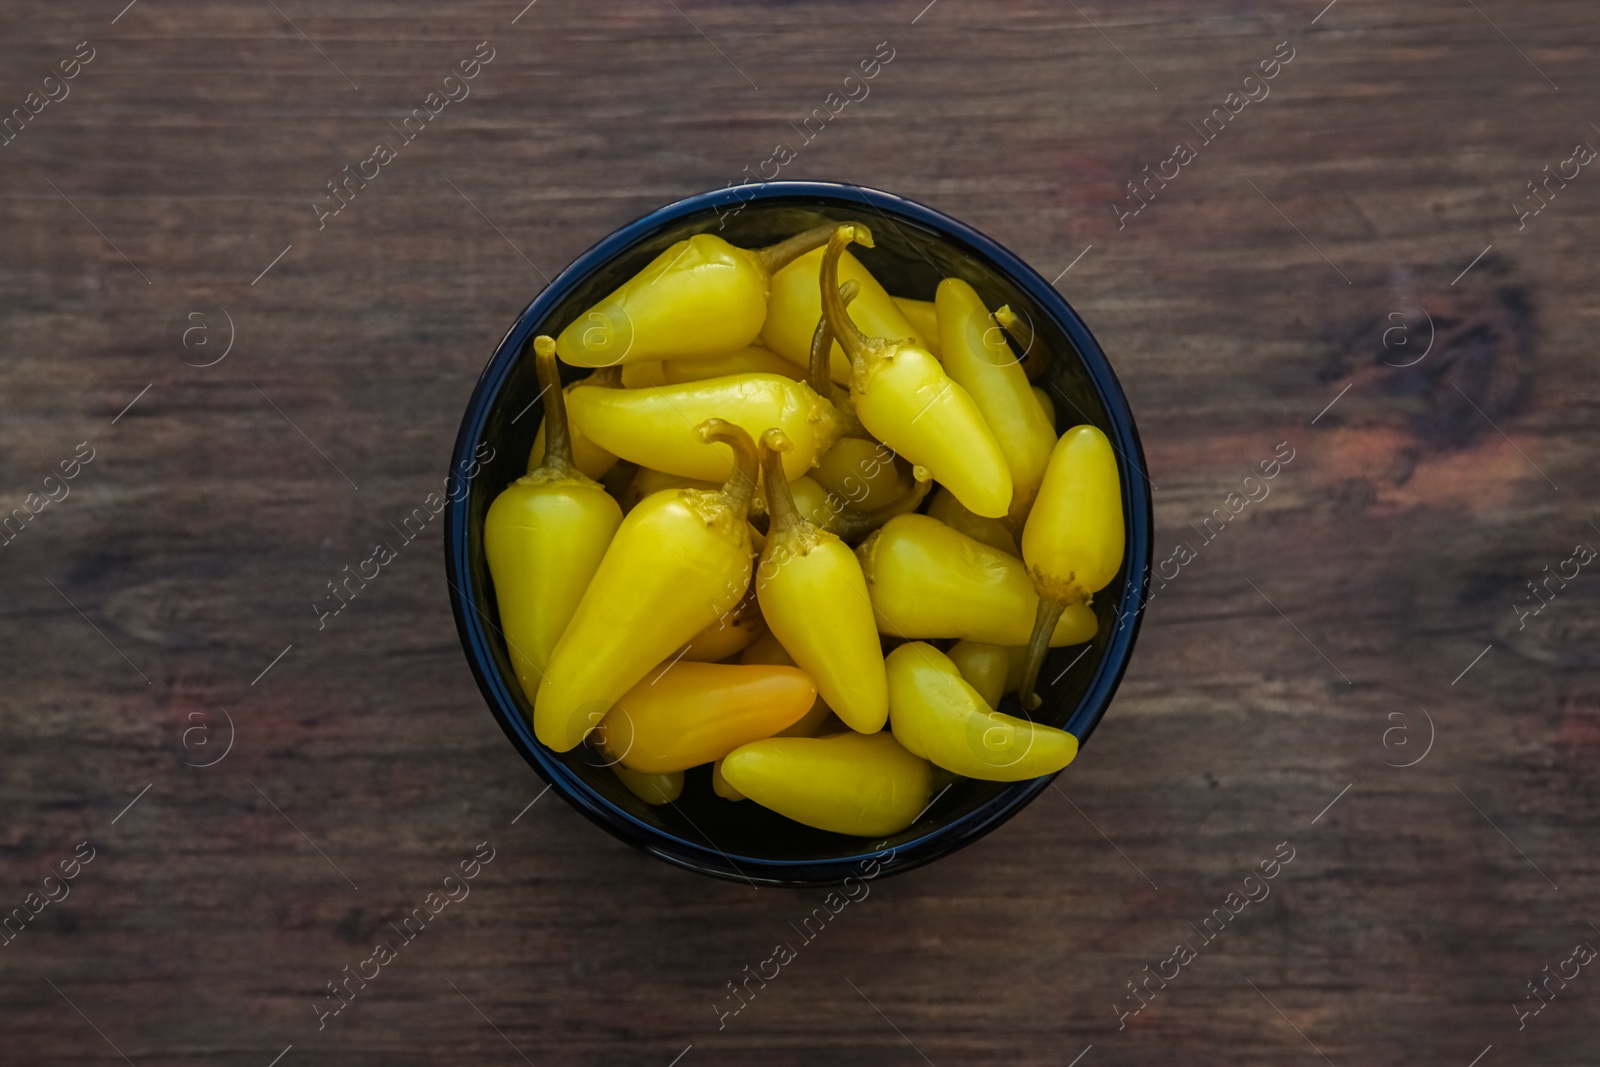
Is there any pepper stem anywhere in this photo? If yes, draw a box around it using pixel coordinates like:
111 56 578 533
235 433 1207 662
995 305 1051 383
758 429 802 536
756 222 856 276
532 335 575 475
583 365 623 389
819 225 881 369
698 419 760 519
1016 594 1070 711
808 279 860 395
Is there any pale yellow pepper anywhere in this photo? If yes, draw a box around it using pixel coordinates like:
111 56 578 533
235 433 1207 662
778 701 838 738
819 226 1013 518
738 629 793 667
711 759 745 800
485 337 625 703
567 372 841 483
620 361 669 389
556 224 844 366
756 429 888 734
534 420 759 751
657 345 803 385
815 473 931 544
891 296 941 359
936 278 1057 524
1017 425 1124 707
857 513 1097 646
620 467 720 512
763 227 927 384
720 732 932 837
788 474 835 530
611 764 683 805
810 437 915 514
1033 385 1055 426
946 640 1015 709
926 486 1020 557
678 583 766 662
886 642 1078 780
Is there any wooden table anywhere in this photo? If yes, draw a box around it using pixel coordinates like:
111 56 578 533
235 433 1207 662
4 1 1597 1063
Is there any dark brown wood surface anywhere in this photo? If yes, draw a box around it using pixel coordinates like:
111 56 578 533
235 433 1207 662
4 1 1598 1064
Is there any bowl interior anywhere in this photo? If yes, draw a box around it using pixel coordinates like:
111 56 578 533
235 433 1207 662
452 187 1150 881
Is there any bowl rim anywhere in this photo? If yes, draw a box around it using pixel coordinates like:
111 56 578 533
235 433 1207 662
444 180 1154 886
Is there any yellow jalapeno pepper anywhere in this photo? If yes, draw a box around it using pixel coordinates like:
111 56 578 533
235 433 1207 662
945 639 1015 709
677 583 766 662
620 361 670 389
857 513 1097 646
756 429 888 734
788 474 835 530
763 226 927 385
610 763 683 805
630 353 808 395
1017 424 1124 708
886 642 1078 781
810 437 915 515
528 366 622 481
926 486 1020 557
779 701 837 738
534 419 760 751
720 731 932 837
891 296 941 359
654 345 803 385
819 472 931 544
819 226 1013 518
596 661 816 773
994 304 1053 383
711 758 745 800
1033 385 1055 425
600 459 639 500
619 468 720 512
555 224 844 367
485 337 625 703
567 372 841 484
738 629 792 666
935 278 1057 525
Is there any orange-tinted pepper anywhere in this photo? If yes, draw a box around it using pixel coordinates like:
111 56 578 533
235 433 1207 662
597 661 816 773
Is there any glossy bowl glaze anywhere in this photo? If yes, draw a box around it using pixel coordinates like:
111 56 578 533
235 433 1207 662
445 181 1152 885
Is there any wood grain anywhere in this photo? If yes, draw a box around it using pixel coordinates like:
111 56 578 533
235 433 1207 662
2 1 1598 1064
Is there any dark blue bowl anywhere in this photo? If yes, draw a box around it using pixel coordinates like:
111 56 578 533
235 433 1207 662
444 181 1152 886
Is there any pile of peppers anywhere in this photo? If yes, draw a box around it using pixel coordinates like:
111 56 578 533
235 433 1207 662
485 222 1125 838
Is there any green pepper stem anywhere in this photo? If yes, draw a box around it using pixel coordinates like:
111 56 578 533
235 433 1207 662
698 418 761 519
808 279 860 395
756 222 856 276
758 429 803 536
819 225 882 369
532 335 575 475
1017 593 1070 711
